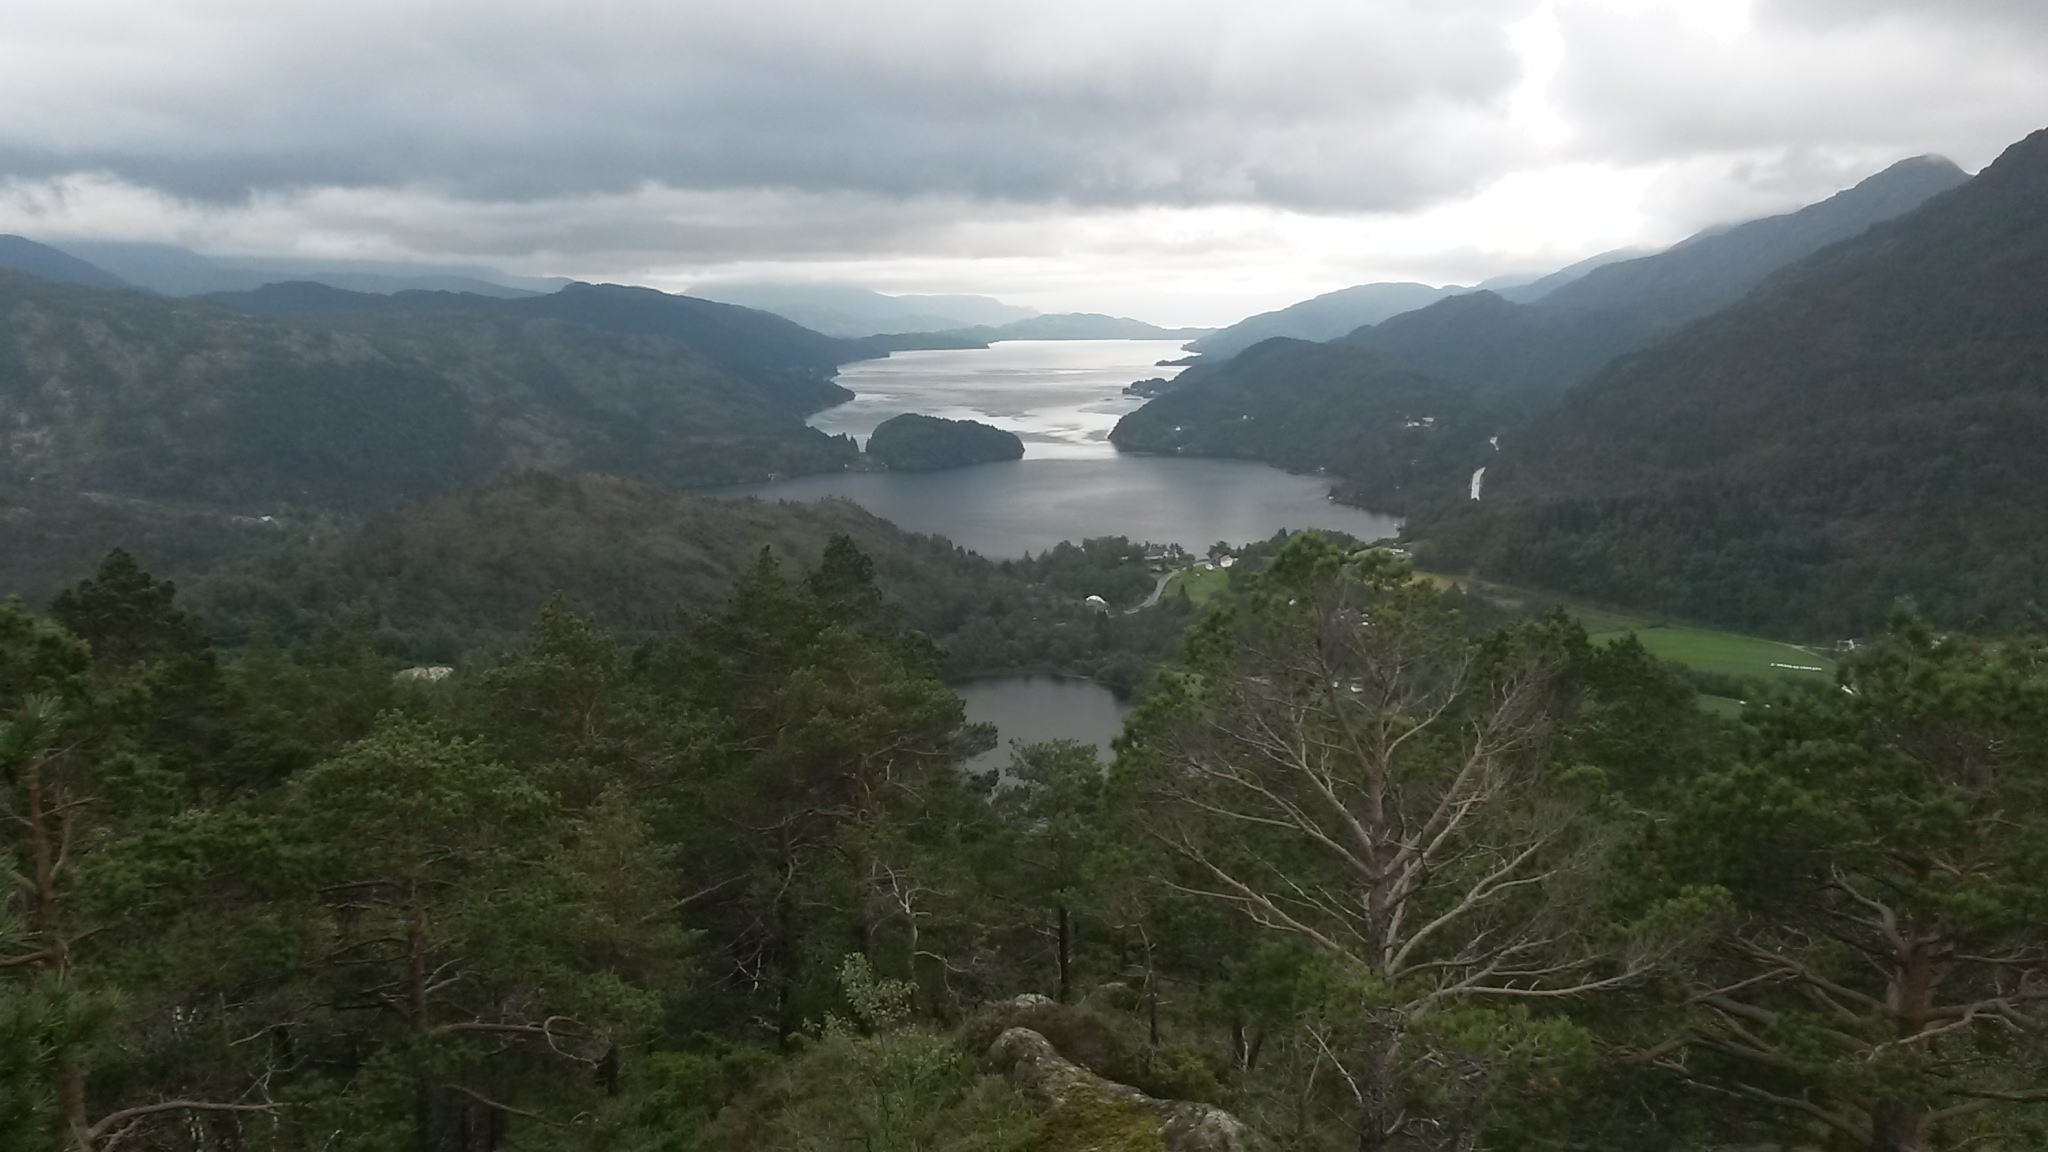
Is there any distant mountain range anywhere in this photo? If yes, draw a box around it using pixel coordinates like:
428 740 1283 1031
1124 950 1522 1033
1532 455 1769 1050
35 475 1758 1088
1184 249 1650 359
690 282 1039 337
1116 153 1972 515
27 239 562 298
1186 283 1465 357
0 235 135 290
865 312 1215 352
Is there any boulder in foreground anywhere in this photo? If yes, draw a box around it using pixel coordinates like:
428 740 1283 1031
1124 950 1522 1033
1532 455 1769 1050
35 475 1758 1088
980 995 1257 1152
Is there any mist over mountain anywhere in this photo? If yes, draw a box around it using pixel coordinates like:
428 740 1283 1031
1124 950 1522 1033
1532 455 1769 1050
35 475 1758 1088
1339 155 1970 396
1184 246 1652 360
1486 246 1653 303
1533 154 1970 325
0 235 133 290
1410 130 2048 636
1186 282 1462 357
691 282 1037 337
47 239 558 298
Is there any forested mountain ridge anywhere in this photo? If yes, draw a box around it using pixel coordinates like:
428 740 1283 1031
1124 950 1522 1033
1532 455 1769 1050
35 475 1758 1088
1340 154 1968 395
1411 127 2048 636
202 278 866 413
1107 338 1501 513
191 470 1190 686
0 273 860 597
0 234 134 290
0 272 854 510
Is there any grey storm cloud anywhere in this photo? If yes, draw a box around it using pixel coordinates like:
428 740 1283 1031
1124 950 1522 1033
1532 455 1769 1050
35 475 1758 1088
1550 0 2048 169
0 0 1538 212
6 0 2048 310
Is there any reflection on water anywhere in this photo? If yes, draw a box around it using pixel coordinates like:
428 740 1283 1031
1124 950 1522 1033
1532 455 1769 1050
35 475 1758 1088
957 676 1129 776
726 457 1399 558
731 334 1399 557
819 339 1185 459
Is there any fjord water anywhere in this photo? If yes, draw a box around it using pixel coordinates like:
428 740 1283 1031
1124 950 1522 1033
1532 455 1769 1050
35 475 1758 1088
814 339 1178 456
729 338 1403 764
732 340 1401 557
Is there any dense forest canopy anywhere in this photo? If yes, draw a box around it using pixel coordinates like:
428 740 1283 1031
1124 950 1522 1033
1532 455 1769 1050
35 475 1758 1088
186 470 1189 691
864 414 1026 472
6 536 2047 1152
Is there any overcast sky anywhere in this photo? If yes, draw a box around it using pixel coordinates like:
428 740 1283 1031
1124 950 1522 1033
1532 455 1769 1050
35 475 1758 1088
2 0 2043 325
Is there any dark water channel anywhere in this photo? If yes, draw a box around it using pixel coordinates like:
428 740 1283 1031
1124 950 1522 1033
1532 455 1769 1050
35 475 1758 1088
956 676 1131 775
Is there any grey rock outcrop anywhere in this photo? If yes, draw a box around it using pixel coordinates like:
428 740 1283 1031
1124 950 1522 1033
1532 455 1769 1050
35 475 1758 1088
982 1003 1256 1152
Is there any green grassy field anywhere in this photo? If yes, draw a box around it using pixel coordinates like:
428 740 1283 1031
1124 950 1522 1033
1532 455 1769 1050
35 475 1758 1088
1174 563 1835 714
1587 622 1836 682
1166 566 1232 606
1429 573 1837 715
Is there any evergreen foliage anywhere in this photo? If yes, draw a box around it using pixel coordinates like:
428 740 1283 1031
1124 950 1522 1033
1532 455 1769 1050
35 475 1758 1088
0 538 2044 1150
865 414 1025 472
184 471 1189 689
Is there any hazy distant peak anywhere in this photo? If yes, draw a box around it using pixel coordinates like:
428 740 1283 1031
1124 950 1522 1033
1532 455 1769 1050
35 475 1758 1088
689 281 1037 337
42 239 549 298
1187 281 1466 357
1489 247 1654 303
1532 153 1969 323
0 236 132 290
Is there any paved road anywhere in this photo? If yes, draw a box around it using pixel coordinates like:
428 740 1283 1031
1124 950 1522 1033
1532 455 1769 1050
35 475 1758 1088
1127 569 1180 613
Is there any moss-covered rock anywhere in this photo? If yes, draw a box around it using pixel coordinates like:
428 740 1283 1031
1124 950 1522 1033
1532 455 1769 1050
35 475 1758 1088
983 1014 1255 1152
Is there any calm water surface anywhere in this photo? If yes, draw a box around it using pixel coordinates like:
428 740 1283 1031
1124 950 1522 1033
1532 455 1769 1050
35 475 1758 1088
727 339 1400 754
957 676 1130 775
816 339 1181 458
730 340 1400 557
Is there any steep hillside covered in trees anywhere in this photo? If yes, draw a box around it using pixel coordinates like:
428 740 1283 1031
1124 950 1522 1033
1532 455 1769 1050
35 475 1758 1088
8 535 2047 1152
1412 129 2048 635
1109 338 1505 513
188 470 1193 686
0 275 864 598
